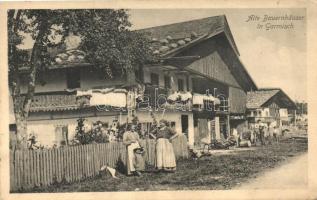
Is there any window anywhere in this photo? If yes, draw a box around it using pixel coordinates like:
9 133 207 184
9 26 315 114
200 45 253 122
150 73 159 86
66 69 80 89
178 79 184 91
164 75 171 89
181 115 188 135
55 125 69 146
258 110 262 116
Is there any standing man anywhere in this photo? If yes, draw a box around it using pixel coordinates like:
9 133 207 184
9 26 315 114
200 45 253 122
253 124 259 146
273 126 280 143
259 123 265 146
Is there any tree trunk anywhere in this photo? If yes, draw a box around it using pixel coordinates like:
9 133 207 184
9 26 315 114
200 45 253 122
14 15 48 149
15 113 28 149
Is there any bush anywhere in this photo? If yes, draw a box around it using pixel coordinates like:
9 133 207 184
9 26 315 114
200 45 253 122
72 118 108 145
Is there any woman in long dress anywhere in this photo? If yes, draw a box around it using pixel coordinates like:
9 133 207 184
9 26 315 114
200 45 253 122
123 124 144 176
154 120 178 172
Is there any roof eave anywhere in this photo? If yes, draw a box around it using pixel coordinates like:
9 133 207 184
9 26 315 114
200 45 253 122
223 15 240 56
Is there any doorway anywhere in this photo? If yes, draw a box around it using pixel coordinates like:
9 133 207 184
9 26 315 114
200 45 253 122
181 115 189 136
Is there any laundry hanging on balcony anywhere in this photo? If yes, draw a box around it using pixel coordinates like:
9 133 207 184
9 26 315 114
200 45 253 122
180 92 192 101
76 88 127 107
167 91 192 102
213 98 221 105
192 94 205 105
205 95 221 105
168 92 180 101
192 93 221 105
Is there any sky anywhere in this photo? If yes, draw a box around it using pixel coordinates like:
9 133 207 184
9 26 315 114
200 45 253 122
19 8 307 102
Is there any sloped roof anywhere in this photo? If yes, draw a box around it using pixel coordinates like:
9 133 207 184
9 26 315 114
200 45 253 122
247 88 296 109
29 94 80 112
138 15 258 91
21 15 240 66
20 44 88 70
138 15 240 57
9 94 81 115
247 89 280 109
9 94 79 123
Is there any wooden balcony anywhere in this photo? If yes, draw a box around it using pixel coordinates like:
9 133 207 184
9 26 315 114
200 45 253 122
137 85 192 111
139 85 229 112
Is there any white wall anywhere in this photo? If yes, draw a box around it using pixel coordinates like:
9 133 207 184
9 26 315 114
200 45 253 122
279 108 288 118
27 110 127 147
262 108 270 117
20 68 126 94
27 118 77 148
27 110 194 147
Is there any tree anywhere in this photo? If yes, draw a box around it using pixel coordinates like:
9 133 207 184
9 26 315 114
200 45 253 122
295 101 307 115
8 9 152 149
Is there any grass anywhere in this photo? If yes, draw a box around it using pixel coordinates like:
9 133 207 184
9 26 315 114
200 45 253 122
23 138 307 192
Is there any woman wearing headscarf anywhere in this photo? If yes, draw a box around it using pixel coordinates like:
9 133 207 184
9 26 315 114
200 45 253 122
123 124 143 176
153 119 178 172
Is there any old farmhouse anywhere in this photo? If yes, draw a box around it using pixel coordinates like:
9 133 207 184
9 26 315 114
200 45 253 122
246 88 296 127
10 15 258 148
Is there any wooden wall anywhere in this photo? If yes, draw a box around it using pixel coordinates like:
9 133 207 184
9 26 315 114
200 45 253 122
182 41 240 88
191 77 228 97
229 87 247 114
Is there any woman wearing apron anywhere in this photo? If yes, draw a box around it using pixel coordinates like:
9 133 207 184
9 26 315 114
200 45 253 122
123 124 144 176
154 120 178 172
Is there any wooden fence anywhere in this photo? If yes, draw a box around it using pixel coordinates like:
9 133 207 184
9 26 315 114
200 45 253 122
10 135 188 192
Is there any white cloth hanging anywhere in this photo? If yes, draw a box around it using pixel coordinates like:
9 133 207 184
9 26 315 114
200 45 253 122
205 95 215 101
89 92 126 107
192 93 205 105
168 92 180 101
180 92 192 101
214 98 221 105
77 88 127 107
76 90 93 96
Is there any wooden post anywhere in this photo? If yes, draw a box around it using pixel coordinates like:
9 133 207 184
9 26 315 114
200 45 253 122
215 116 221 140
294 109 297 127
227 115 231 137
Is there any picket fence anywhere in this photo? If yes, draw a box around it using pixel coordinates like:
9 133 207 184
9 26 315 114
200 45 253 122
10 135 188 192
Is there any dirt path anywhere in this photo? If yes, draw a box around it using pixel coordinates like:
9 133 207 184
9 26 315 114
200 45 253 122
235 153 308 189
